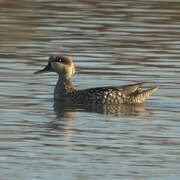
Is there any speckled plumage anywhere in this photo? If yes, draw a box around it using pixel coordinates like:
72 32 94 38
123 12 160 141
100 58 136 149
34 55 158 104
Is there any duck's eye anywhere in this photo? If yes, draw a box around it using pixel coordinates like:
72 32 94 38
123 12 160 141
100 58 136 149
56 57 63 62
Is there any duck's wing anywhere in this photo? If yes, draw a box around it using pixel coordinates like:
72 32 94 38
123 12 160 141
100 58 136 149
117 82 143 95
76 83 158 104
86 82 143 95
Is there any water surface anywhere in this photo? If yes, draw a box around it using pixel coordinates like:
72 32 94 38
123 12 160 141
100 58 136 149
0 0 180 179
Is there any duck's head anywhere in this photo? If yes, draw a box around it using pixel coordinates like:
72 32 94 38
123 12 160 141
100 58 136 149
34 56 75 78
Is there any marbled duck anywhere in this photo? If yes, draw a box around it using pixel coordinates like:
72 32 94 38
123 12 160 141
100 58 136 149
34 56 158 104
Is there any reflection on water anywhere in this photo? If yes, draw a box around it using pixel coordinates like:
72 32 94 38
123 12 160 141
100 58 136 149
1 0 180 179
54 101 149 118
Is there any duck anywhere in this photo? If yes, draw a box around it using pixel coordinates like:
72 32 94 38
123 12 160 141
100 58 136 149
34 55 158 104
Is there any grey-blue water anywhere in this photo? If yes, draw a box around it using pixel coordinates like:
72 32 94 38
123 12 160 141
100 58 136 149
0 0 180 179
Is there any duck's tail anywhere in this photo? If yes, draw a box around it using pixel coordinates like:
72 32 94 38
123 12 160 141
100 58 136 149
124 86 159 104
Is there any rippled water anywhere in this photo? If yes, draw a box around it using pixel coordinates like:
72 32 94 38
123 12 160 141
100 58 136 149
1 0 180 179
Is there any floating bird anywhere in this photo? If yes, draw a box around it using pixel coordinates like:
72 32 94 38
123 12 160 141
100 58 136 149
34 56 158 104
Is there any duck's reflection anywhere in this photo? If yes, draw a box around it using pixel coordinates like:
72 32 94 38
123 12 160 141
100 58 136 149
43 102 153 140
53 100 150 119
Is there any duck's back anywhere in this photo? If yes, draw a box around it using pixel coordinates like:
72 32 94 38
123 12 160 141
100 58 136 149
67 83 158 105
72 86 124 104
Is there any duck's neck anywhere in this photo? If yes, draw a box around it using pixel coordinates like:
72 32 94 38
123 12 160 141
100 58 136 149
54 75 75 100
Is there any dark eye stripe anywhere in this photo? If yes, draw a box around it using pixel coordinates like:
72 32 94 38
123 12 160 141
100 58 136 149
56 56 63 62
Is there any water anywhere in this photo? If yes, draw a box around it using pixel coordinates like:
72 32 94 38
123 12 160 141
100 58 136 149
0 0 180 179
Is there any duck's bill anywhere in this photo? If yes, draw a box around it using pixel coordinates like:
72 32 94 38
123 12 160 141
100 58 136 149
34 63 52 74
